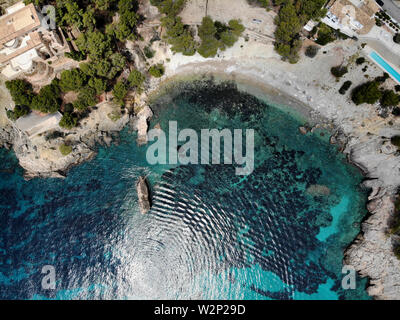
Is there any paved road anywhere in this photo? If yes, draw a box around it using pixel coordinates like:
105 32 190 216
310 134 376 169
381 0 400 23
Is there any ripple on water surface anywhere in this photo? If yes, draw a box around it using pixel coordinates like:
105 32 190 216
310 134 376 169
0 79 370 299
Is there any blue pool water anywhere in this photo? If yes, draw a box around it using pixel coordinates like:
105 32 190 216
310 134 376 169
0 79 370 299
370 51 400 83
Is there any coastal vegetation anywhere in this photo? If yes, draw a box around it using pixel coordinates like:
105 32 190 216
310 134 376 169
151 0 197 56
59 143 72 156
339 81 352 95
6 105 31 121
151 0 244 58
59 112 78 129
351 74 400 109
331 65 348 79
7 0 159 130
356 57 366 65
391 136 400 150
5 79 62 116
273 0 327 63
351 81 382 105
315 23 336 46
112 81 129 106
148 64 165 78
305 45 319 58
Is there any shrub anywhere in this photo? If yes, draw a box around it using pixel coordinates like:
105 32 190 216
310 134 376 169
148 64 165 78
391 136 400 149
356 57 366 65
144 46 155 59
331 65 348 78
59 144 73 156
393 107 400 116
375 72 390 83
394 33 400 44
305 45 319 58
394 245 400 260
339 81 352 95
380 90 399 107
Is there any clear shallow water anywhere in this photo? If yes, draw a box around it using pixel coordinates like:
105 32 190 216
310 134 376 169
0 79 370 299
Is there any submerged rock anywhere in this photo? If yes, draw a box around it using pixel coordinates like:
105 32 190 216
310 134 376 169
136 176 151 214
306 184 331 197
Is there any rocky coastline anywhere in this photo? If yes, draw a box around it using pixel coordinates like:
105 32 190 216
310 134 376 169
1 30 400 298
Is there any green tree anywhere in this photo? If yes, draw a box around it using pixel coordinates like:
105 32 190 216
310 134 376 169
352 81 382 105
229 19 245 37
74 87 97 110
110 53 126 71
305 45 319 58
316 23 336 46
148 64 165 78
128 69 145 89
6 105 31 121
31 83 61 113
59 112 78 129
61 0 83 29
5 79 34 106
60 69 87 92
76 31 113 59
88 77 107 94
82 6 96 31
112 81 128 104
220 31 237 49
391 135 400 149
331 65 348 78
381 90 399 107
114 0 140 41
198 16 217 39
94 0 117 11
162 16 197 56
198 17 220 58
274 2 302 63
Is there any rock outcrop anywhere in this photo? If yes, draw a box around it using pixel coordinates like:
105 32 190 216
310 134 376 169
136 176 151 214
135 105 153 146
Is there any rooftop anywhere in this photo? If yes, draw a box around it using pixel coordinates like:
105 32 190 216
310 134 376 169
0 2 41 47
326 0 380 34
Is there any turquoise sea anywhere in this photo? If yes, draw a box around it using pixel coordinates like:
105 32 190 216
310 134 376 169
0 79 370 299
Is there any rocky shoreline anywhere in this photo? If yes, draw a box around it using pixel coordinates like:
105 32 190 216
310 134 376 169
159 46 400 298
1 30 400 298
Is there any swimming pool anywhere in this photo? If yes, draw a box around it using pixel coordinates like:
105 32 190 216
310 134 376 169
370 51 400 83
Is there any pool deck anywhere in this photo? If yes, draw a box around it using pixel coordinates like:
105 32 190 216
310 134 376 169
363 45 400 84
